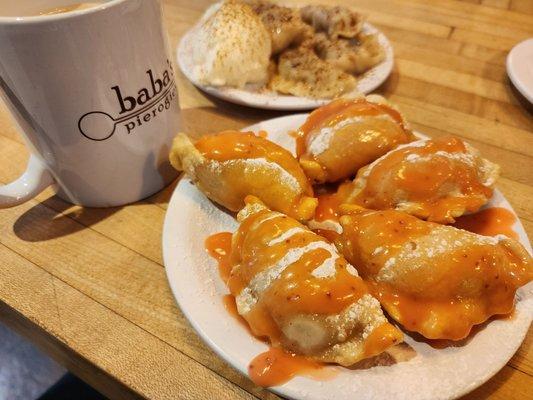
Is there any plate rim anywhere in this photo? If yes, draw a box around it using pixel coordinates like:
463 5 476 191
507 38 533 104
162 113 532 400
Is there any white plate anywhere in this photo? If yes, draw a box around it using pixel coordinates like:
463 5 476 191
163 114 533 400
507 38 533 104
177 22 394 110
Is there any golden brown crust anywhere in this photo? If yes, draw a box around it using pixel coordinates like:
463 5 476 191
336 207 532 340
296 96 415 183
169 133 205 174
345 137 501 223
232 197 403 365
314 33 385 75
300 4 364 39
169 131 318 221
270 46 357 99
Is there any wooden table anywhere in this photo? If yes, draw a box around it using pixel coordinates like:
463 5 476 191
0 0 532 398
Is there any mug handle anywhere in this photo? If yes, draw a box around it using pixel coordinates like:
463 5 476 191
0 154 55 208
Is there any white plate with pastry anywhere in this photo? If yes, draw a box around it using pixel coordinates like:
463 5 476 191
177 1 394 110
163 99 532 400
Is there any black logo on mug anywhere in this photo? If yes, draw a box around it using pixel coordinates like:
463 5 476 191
78 60 177 141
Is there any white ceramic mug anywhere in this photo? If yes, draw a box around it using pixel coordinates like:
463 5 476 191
0 0 180 208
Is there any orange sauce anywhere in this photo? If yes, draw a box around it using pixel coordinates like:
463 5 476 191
231 210 369 320
452 207 518 239
294 99 414 183
372 282 519 340
264 255 369 316
195 131 293 168
295 98 408 157
248 347 327 387
315 191 342 222
347 135 493 223
363 323 403 358
205 227 335 385
194 131 315 220
314 182 355 223
338 208 531 340
313 228 340 242
205 207 405 384
205 230 280 342
206 229 340 387
338 208 432 278
195 131 266 161
205 232 233 283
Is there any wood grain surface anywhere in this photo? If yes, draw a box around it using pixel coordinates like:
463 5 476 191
0 0 531 399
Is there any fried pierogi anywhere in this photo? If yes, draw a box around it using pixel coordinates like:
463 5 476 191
270 45 357 99
246 0 310 54
301 5 363 39
169 131 317 221
314 33 385 75
336 206 532 340
226 197 402 365
343 136 500 223
295 95 415 183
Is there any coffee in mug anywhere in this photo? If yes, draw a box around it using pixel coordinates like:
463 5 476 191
36 3 103 16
